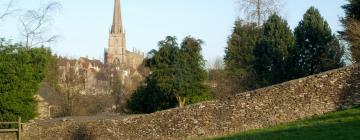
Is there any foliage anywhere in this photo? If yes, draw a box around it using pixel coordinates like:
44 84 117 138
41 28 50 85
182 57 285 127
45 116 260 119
44 55 61 92
224 20 260 92
342 19 360 62
294 7 344 78
127 36 211 113
111 70 124 113
341 0 360 63
254 14 295 86
209 107 360 140
342 0 360 21
179 36 211 105
126 77 177 114
0 40 51 122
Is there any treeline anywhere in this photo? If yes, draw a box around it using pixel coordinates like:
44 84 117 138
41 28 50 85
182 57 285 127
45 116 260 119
0 40 51 122
1 0 359 120
127 2 360 113
222 7 344 94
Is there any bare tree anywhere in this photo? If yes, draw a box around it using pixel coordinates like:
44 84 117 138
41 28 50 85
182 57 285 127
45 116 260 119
207 57 224 71
19 1 61 48
59 64 86 116
111 70 124 113
0 0 16 20
237 0 282 26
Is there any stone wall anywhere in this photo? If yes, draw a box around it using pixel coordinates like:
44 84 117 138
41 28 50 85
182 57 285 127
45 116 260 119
0 133 17 140
4 64 360 140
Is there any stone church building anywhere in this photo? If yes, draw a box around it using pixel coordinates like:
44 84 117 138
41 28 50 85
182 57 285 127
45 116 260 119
104 0 144 69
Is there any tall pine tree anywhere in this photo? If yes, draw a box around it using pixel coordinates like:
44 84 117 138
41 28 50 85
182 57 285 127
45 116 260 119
294 7 344 77
254 14 295 87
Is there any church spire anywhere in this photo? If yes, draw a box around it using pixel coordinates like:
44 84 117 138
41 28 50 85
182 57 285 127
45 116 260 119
111 0 123 34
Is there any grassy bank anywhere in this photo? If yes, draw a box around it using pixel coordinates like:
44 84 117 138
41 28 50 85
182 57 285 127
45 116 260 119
208 107 360 140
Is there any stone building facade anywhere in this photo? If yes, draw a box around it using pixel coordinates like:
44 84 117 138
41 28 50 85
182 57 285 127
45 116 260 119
104 0 144 69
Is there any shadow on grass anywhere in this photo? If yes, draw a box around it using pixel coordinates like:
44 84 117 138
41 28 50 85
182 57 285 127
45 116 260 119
305 106 360 123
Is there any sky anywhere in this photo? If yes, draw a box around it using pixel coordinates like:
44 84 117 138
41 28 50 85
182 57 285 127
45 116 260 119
0 0 347 62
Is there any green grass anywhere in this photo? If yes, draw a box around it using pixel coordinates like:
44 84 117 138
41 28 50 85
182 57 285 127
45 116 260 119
208 107 360 140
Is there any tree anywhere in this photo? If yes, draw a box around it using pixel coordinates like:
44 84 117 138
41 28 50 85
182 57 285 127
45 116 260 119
207 57 224 70
342 0 360 21
127 36 211 113
294 7 344 77
126 76 177 114
19 2 61 48
341 0 360 62
110 69 124 113
237 0 282 26
58 61 86 116
179 36 211 106
0 0 15 20
224 20 260 92
0 40 51 122
127 36 180 113
254 14 295 86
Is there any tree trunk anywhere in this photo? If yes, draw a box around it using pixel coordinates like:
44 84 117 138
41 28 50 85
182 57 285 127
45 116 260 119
176 96 187 108
257 0 261 26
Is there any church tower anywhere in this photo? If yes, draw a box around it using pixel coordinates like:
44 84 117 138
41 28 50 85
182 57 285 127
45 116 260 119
105 0 126 65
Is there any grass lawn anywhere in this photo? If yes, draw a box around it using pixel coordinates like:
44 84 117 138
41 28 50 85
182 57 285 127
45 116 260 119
207 107 360 140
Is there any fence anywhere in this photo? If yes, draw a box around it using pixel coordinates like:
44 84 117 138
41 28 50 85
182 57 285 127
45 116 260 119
0 117 22 140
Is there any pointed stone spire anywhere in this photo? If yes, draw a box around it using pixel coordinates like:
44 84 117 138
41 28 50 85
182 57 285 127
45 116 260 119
111 0 123 34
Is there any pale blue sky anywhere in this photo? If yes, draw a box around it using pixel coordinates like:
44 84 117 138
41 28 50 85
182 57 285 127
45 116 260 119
0 0 346 61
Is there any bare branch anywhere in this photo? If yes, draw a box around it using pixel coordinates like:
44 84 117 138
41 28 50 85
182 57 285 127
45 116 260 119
19 1 61 48
236 0 282 26
0 0 16 20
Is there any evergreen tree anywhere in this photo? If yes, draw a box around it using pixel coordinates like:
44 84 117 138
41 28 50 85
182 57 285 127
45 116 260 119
342 0 360 21
224 20 260 91
254 14 295 86
0 40 51 122
179 36 211 106
127 76 177 114
294 7 344 77
127 36 211 113
341 0 360 62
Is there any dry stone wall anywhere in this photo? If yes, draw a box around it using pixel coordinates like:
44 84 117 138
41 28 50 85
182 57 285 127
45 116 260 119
0 133 17 140
2 64 360 140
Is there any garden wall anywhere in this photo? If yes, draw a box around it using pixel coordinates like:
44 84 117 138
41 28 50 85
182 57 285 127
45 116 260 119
2 64 360 140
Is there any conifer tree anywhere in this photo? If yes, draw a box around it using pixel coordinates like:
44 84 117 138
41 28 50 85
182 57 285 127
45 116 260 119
224 20 260 91
254 14 295 86
342 0 360 21
294 7 344 77
341 0 360 62
127 36 211 113
0 40 51 122
179 36 211 106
